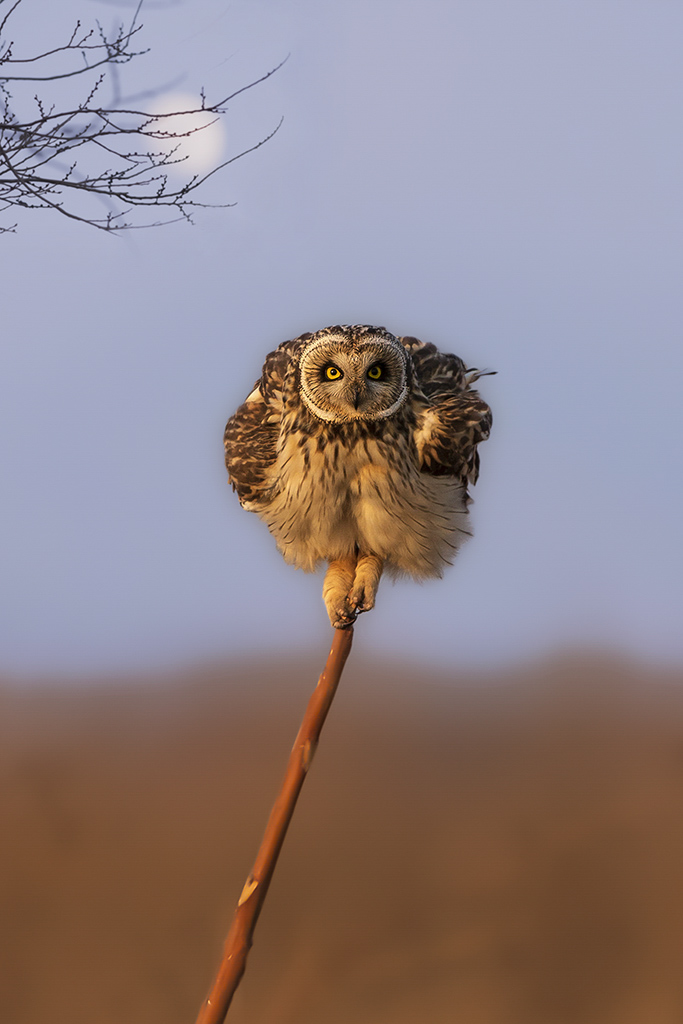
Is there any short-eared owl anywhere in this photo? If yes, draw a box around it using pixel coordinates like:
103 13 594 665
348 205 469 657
225 325 492 628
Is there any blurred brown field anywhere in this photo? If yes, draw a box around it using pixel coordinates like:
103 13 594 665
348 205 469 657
2 651 683 1024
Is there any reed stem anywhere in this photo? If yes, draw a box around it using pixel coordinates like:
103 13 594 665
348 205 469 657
194 625 354 1024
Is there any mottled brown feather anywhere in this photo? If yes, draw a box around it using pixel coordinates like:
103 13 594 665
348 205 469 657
224 337 307 505
401 336 493 489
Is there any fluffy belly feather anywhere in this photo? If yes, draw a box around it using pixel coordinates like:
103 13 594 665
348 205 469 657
253 433 471 577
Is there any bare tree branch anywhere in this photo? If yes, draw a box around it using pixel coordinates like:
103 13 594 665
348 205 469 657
0 0 284 232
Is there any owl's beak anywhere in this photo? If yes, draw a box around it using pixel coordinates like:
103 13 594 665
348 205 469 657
351 387 361 410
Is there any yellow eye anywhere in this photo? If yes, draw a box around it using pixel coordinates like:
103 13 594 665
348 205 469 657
367 364 383 380
325 365 343 380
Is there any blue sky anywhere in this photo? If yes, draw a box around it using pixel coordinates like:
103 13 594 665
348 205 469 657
2 0 682 676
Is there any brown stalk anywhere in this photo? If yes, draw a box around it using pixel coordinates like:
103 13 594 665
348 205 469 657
194 625 355 1024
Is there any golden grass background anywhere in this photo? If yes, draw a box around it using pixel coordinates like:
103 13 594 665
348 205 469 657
3 652 683 1023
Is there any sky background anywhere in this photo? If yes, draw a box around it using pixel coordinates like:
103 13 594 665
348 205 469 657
1 0 682 678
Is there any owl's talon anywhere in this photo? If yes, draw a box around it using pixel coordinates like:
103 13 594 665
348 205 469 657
333 610 356 626
331 601 358 629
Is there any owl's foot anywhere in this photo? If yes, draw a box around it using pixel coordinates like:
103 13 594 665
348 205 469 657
323 556 358 630
330 599 358 630
323 553 384 628
347 553 383 617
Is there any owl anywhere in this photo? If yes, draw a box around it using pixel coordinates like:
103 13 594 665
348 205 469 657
224 325 492 629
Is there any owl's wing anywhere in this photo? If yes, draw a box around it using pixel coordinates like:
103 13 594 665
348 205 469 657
402 337 493 487
224 337 306 507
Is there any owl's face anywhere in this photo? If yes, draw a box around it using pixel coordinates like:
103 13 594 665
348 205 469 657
298 327 409 424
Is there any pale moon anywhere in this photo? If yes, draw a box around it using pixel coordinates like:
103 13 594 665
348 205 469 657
148 92 225 176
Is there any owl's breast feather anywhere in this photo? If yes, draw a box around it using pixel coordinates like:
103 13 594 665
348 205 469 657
251 428 469 577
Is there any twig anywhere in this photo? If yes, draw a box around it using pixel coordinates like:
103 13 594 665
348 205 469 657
0 2 286 232
194 625 355 1024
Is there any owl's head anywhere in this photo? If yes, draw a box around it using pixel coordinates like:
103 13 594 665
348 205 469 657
298 325 409 424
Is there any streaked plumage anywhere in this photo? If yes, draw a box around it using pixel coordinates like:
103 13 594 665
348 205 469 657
225 325 492 627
